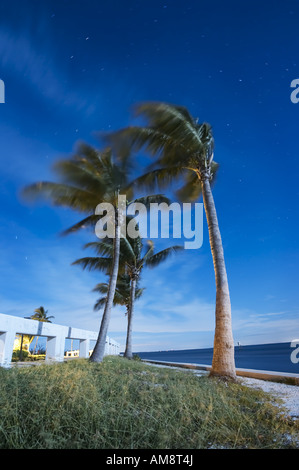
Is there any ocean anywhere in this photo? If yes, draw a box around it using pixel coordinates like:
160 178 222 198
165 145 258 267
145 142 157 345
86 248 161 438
137 342 299 374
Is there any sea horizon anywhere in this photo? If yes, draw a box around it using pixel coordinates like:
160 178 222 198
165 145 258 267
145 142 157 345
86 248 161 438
135 341 299 375
136 340 293 354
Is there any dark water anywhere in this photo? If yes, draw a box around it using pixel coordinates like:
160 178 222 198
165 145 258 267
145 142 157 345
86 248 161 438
137 342 299 374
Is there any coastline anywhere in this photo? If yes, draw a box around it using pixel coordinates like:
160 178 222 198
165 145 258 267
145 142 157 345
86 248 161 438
137 341 299 375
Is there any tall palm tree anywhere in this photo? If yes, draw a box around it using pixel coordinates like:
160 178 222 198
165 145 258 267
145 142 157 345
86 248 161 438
106 102 236 380
75 235 183 359
23 144 169 363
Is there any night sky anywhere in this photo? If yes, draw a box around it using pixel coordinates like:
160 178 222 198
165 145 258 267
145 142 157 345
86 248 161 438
0 0 298 352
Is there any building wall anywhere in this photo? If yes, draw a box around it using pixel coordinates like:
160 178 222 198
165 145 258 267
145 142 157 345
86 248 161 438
0 313 120 367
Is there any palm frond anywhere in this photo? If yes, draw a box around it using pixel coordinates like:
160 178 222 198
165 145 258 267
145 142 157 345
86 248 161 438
92 282 110 295
130 166 185 193
132 194 171 207
106 125 191 167
145 245 184 267
92 273 143 312
141 240 155 263
93 285 128 306
176 171 203 202
93 297 107 311
135 287 145 299
75 142 110 173
61 214 101 236
134 102 202 151
120 236 137 262
84 239 114 256
71 256 112 273
22 144 136 244
22 182 99 213
210 161 219 185
107 102 215 176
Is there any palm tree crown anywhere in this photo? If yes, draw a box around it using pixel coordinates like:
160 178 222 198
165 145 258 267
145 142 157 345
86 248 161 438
23 145 133 235
106 102 218 202
27 306 54 323
92 274 144 314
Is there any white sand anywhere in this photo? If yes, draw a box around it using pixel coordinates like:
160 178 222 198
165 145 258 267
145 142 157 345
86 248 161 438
239 376 299 420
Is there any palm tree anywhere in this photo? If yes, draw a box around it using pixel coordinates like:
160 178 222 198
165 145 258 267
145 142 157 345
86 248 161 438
29 306 54 323
23 144 169 363
75 234 183 359
121 236 183 359
25 306 55 354
73 243 144 358
24 306 55 355
23 146 128 363
106 102 236 380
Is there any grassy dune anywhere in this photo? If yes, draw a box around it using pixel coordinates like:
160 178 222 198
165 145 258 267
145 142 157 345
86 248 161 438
0 356 297 449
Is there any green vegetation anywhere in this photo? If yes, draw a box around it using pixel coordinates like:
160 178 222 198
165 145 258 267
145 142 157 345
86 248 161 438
11 350 29 361
11 352 46 362
0 356 297 449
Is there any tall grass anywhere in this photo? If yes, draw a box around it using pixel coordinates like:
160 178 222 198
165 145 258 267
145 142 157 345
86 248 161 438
0 356 297 449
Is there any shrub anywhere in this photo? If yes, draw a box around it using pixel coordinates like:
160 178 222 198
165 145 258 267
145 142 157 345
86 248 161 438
132 353 141 361
12 350 29 362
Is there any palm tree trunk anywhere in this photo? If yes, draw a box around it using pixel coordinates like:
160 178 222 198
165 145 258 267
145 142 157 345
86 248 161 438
19 334 24 361
32 336 38 355
90 209 121 363
201 176 236 380
124 278 136 359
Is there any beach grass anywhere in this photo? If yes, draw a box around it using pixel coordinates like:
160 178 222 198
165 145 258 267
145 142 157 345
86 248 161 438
0 356 297 449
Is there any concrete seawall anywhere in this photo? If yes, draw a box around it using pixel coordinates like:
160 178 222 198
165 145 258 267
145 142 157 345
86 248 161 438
142 359 299 385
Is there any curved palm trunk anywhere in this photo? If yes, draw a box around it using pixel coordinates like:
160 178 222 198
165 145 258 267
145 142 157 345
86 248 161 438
201 176 236 380
90 210 121 363
124 278 136 359
32 336 39 355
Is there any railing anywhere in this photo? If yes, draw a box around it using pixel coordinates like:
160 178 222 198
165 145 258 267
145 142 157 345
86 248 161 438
0 313 120 368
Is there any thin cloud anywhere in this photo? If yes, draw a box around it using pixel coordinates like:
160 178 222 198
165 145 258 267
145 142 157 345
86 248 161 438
0 26 100 114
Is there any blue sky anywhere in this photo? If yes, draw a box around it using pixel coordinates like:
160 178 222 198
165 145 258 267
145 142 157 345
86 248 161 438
0 0 298 352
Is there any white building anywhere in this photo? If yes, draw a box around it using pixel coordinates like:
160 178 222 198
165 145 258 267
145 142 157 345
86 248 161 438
0 313 120 368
